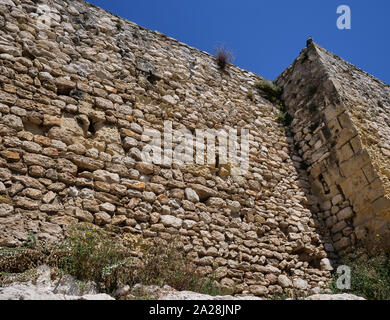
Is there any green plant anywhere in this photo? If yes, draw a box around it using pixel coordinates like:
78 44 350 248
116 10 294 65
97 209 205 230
215 46 234 70
116 22 123 30
1 224 230 297
58 223 133 291
254 79 283 102
278 103 287 113
277 112 293 127
330 252 390 300
330 235 390 300
77 280 86 293
0 247 47 274
246 91 254 101
22 232 37 249
134 238 229 295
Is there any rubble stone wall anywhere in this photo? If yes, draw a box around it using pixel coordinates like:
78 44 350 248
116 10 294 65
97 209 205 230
0 0 332 296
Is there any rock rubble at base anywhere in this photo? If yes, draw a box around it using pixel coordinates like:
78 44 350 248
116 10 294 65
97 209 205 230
304 293 365 301
0 265 114 300
0 266 366 301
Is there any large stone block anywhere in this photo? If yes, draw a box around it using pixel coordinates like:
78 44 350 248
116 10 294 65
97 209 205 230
349 179 385 213
339 169 368 198
323 104 345 123
336 142 354 164
339 151 370 178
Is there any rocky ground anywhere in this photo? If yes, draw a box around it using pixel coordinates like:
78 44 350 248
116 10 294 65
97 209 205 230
0 265 365 301
0 265 114 300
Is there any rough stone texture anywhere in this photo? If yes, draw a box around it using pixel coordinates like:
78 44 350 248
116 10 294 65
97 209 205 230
304 293 365 301
276 43 390 256
0 0 387 297
130 284 262 300
0 265 114 300
0 0 335 296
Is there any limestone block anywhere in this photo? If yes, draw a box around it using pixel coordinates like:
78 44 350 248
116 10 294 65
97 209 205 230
160 215 183 228
349 179 385 213
339 169 368 198
336 128 357 149
323 104 345 123
336 142 354 163
337 207 354 221
339 151 370 178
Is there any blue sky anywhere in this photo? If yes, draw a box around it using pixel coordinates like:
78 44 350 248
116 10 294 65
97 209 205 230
86 0 390 84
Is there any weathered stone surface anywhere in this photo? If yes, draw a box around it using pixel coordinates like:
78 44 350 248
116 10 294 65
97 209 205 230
0 0 387 298
305 294 365 301
24 154 56 169
75 208 94 223
0 265 114 300
135 162 154 175
160 215 183 228
184 188 199 203
249 285 268 296
337 207 354 221
293 278 308 290
0 204 13 217
277 275 292 288
99 203 116 214
95 211 112 225
276 43 390 253
189 184 218 201
1 115 23 130
93 170 120 184
70 155 104 171
320 258 334 271
131 284 261 300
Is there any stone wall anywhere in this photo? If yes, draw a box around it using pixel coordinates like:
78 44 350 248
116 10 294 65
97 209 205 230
0 0 333 296
276 44 390 253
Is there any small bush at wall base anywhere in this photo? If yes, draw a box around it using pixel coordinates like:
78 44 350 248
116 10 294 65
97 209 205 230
330 251 390 300
132 237 231 296
58 223 133 291
330 235 390 300
1 223 228 297
215 46 234 70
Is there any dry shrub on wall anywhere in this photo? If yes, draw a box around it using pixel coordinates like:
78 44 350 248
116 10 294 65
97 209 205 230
215 46 234 70
253 79 283 102
62 226 230 295
136 238 225 295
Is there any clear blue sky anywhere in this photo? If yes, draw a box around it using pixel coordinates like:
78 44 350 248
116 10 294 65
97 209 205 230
86 0 390 84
